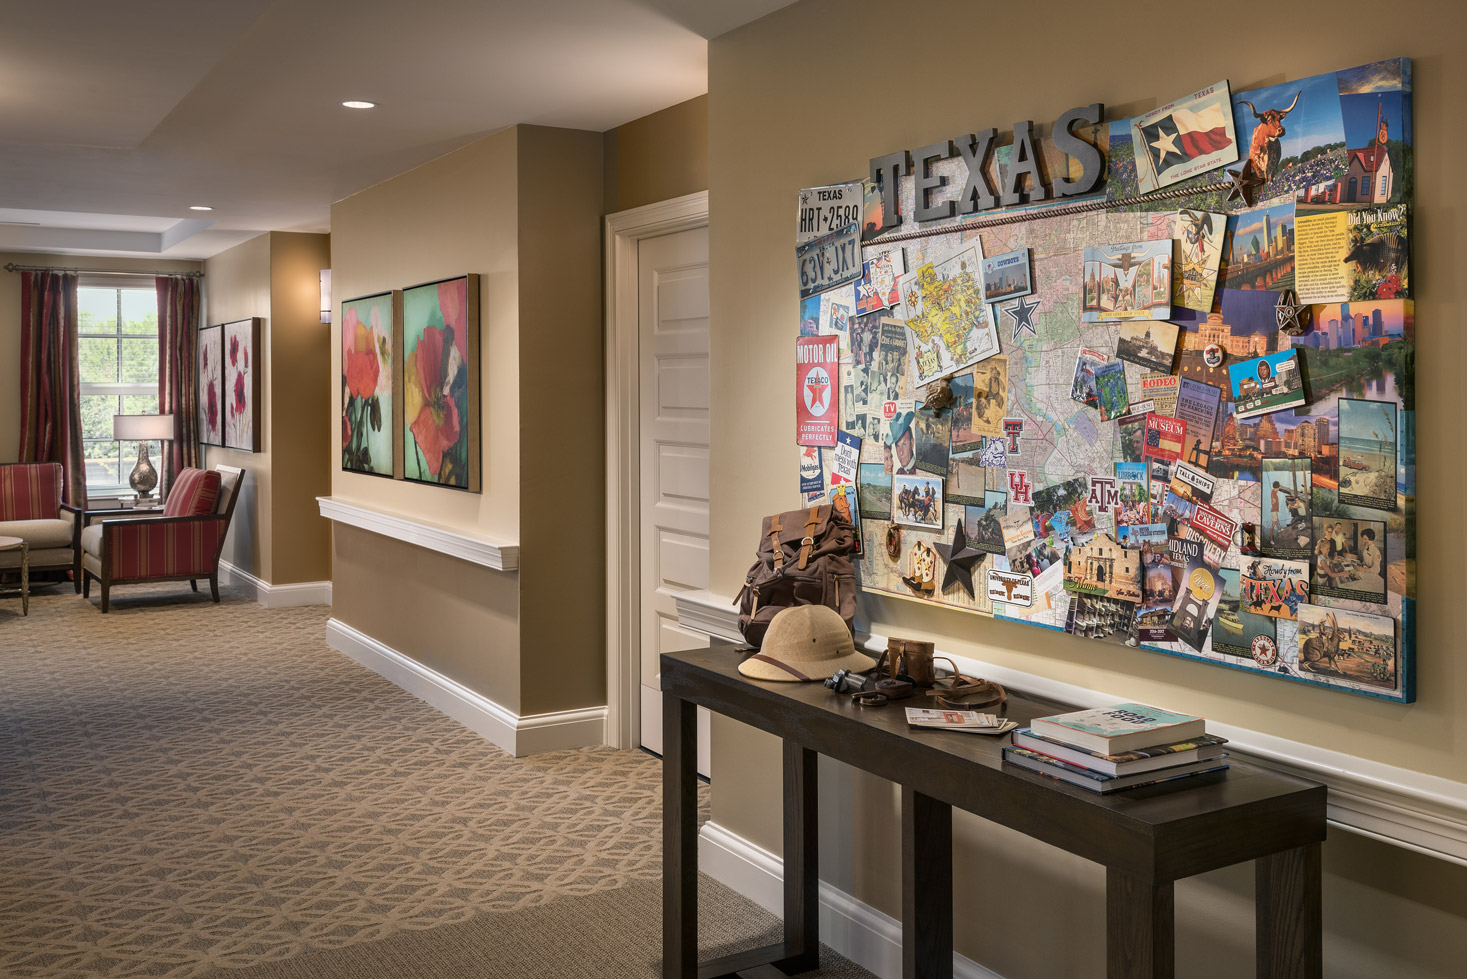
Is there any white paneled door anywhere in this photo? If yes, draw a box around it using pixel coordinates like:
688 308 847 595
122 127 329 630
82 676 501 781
637 226 711 775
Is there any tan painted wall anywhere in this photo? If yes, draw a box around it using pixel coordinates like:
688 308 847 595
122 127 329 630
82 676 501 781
603 95 708 214
266 232 332 584
707 1 1467 975
330 128 521 541
516 125 606 715
0 252 201 465
203 234 272 578
332 523 521 705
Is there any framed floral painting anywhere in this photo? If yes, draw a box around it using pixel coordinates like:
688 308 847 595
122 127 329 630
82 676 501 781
341 291 401 477
401 274 480 491
223 318 262 452
197 323 224 446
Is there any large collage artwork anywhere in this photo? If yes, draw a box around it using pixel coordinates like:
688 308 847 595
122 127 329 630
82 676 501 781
795 59 1415 702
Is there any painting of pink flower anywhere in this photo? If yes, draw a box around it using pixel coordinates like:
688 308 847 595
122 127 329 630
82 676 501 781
197 324 223 445
223 318 257 450
402 276 475 488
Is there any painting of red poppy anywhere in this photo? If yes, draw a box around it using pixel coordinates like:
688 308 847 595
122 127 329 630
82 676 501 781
402 274 480 490
223 318 262 452
197 324 223 446
341 291 400 478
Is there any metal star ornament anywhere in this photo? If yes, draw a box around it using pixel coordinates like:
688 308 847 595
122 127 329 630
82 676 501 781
1225 165 1263 206
1275 289 1310 336
1002 294 1041 341
934 519 985 598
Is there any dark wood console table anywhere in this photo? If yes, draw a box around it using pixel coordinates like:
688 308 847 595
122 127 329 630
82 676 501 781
661 643 1326 979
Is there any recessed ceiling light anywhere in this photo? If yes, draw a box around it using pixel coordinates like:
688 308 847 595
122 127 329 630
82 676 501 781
189 205 213 211
341 100 376 109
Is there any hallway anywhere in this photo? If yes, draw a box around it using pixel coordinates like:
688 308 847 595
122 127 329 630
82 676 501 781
0 583 871 978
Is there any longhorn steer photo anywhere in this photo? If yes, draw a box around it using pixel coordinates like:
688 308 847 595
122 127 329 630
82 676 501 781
1237 91 1301 183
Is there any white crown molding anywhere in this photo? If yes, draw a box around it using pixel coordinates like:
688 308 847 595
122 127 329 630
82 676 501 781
317 496 519 571
325 618 604 757
698 821 1004 979
219 560 332 608
673 590 1467 868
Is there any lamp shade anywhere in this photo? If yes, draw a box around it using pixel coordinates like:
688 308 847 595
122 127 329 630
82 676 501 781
113 414 175 441
320 268 332 324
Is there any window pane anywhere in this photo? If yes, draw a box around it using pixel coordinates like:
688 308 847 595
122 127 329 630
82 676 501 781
119 338 159 383
80 337 120 383
85 441 120 486
120 290 158 336
78 288 116 335
81 394 121 441
121 393 160 415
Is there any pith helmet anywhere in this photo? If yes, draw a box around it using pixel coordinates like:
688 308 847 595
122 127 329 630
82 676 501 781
737 605 876 682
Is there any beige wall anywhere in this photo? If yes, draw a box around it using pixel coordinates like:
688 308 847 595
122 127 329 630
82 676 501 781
516 126 606 714
328 124 604 716
0 252 202 465
204 234 272 576
204 232 332 585
603 95 708 214
707 1 1467 976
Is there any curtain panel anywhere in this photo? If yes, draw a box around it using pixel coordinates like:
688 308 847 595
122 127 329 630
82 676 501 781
19 270 87 509
157 275 202 486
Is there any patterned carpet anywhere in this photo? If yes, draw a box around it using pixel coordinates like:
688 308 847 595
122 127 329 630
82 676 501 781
0 580 874 979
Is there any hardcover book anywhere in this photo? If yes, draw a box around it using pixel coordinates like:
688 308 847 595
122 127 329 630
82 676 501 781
1029 703 1205 754
1009 728 1227 777
1002 746 1228 793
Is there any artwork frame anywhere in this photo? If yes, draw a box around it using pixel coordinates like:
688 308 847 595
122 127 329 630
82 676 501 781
222 318 262 452
341 291 402 479
197 322 224 447
401 273 481 491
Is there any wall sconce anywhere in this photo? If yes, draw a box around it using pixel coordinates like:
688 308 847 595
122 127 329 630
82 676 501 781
320 269 332 324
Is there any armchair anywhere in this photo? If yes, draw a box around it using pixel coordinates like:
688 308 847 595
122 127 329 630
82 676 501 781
0 462 82 592
80 466 244 612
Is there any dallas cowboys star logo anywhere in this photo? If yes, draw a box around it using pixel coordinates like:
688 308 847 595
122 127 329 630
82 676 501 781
1002 294 1040 341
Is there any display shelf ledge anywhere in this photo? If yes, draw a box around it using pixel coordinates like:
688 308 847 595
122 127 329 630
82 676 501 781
317 496 519 572
673 589 1467 868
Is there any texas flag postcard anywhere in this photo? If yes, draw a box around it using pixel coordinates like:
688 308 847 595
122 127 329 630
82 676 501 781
1131 81 1240 192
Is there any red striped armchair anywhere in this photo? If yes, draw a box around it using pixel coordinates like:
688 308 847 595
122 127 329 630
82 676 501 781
80 466 244 612
0 462 82 591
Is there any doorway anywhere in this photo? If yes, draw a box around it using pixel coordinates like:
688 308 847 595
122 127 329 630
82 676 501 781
604 192 711 775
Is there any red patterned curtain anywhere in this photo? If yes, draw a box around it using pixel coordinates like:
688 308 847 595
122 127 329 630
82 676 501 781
19 270 87 509
157 275 202 485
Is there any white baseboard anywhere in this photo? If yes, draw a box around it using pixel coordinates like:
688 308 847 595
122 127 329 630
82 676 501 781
324 618 606 757
673 590 1467 868
698 821 1004 979
219 560 332 608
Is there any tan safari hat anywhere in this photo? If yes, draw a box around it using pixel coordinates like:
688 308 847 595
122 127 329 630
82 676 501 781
738 606 876 682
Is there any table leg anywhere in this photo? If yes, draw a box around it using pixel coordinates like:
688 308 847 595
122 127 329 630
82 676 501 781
901 786 952 979
663 693 698 979
782 741 819 972
1106 869 1174 979
1256 844 1322 979
20 542 27 616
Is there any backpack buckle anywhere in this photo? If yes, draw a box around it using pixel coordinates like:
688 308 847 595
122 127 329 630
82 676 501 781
801 536 814 546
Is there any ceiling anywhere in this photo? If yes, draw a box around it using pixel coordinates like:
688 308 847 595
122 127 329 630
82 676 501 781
0 0 793 260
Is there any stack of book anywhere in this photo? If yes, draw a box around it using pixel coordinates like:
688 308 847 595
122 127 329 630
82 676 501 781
1002 703 1228 794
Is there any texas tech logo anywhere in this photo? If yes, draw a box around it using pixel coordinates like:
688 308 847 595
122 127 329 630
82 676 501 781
1002 417 1025 454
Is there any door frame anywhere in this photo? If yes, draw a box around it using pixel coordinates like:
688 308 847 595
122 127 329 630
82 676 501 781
604 190 710 750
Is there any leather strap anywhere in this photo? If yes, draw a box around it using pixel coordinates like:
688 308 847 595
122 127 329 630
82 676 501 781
743 653 812 681
852 690 889 707
769 513 784 571
930 678 1007 712
796 506 822 570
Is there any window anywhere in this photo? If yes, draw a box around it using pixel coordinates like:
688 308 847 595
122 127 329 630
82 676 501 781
78 285 161 493
1380 174 1389 197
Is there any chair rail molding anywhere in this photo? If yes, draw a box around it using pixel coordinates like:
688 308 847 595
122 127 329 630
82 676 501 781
603 190 710 751
671 589 1467 868
317 496 518 571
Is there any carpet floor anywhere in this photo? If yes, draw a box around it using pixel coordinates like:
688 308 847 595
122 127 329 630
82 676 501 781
0 579 873 978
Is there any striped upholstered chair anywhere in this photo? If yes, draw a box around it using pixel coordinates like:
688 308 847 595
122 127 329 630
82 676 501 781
80 466 244 612
0 462 83 592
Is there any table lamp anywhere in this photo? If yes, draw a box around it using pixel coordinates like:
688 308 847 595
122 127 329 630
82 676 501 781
113 414 175 501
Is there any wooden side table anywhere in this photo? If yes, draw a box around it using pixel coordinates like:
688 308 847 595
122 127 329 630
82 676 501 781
0 536 29 616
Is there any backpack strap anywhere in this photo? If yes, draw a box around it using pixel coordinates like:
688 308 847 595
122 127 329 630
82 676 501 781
769 513 785 571
796 506 823 570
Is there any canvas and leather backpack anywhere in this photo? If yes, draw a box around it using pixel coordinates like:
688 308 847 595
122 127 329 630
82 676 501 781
735 504 858 647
